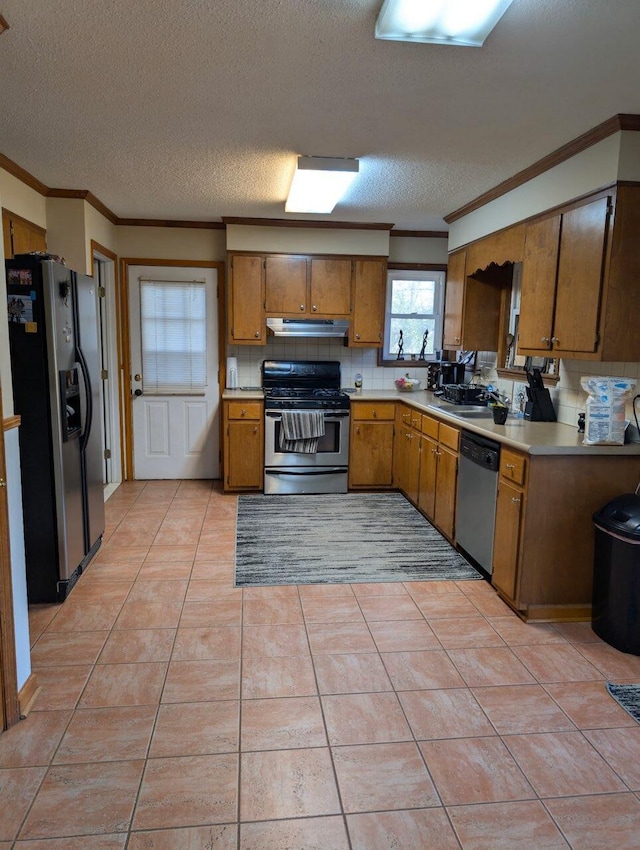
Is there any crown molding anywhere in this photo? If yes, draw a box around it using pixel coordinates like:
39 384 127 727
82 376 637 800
390 229 448 239
445 113 640 224
117 218 225 229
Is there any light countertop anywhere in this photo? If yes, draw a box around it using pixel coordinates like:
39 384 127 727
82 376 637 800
222 387 640 456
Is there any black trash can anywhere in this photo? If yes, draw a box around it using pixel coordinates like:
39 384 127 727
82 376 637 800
592 493 640 654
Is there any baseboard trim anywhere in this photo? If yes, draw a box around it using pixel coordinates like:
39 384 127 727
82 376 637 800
18 673 40 718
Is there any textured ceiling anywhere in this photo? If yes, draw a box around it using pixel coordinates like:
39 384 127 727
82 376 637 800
1 0 640 230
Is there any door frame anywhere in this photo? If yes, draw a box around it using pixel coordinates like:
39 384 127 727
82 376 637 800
0 403 20 730
91 241 122 494
119 258 226 481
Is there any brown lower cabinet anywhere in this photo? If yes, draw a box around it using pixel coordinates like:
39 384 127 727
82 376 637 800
393 407 460 543
417 417 459 541
223 400 264 492
492 447 640 622
349 402 395 488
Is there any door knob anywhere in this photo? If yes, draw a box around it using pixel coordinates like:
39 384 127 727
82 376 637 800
134 373 142 381
134 389 143 397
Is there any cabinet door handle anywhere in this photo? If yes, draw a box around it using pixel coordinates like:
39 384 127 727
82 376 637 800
253 426 258 434
551 336 559 345
254 331 260 338
372 410 377 418
511 496 521 504
355 333 361 340
455 336 461 343
505 462 515 469
299 304 305 311
312 305 318 312
355 425 360 435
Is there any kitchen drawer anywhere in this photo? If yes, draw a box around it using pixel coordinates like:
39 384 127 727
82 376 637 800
438 422 460 451
226 401 262 420
500 448 527 485
351 402 395 421
421 414 439 440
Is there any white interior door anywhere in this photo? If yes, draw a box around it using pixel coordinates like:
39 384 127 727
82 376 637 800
128 264 219 479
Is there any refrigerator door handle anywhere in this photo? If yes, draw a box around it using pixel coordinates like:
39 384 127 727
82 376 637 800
76 345 93 452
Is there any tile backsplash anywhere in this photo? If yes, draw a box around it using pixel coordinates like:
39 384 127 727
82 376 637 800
228 341 640 438
228 339 434 391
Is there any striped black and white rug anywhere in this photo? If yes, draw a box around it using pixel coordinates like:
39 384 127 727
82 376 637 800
235 492 481 587
607 683 640 722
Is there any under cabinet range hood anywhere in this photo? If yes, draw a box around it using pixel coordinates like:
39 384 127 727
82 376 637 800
266 318 350 338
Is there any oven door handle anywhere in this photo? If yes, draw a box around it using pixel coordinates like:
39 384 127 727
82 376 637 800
266 468 347 476
265 411 350 418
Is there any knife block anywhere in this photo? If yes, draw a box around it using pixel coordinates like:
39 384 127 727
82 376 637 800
524 388 556 422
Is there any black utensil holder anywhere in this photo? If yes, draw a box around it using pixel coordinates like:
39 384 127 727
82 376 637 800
524 388 556 422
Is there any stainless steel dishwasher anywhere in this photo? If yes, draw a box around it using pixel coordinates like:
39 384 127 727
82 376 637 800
456 430 501 574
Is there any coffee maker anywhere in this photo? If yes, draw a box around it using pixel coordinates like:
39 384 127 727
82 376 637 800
427 356 466 392
439 361 465 388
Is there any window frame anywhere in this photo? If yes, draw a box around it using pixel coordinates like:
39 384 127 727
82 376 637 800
377 265 447 366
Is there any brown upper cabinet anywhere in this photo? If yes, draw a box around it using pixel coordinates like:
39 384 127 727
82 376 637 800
2 208 47 259
227 254 265 345
465 224 525 276
518 195 611 357
350 259 386 347
443 249 503 351
264 255 351 318
227 252 387 348
451 184 640 363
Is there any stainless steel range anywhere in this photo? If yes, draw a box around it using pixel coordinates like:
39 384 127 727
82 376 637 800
262 360 350 494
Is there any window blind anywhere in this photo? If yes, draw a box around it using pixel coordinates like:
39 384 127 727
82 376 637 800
140 279 207 395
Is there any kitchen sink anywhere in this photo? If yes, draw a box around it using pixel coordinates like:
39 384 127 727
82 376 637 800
452 409 495 419
427 402 493 420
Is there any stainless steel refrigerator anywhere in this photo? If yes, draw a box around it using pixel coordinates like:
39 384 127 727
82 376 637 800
6 254 105 602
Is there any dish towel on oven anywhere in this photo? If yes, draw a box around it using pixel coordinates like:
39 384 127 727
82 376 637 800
280 410 325 454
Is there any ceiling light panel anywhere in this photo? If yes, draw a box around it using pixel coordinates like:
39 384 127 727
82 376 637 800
285 156 359 214
375 0 515 47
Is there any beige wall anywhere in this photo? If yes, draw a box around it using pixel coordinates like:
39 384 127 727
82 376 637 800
85 203 118 270
117 225 226 261
389 235 448 265
226 224 390 256
0 170 47 229
45 197 87 272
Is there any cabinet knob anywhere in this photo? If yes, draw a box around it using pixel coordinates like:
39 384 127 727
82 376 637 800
254 331 260 338
511 496 521 504
505 463 515 469
299 304 305 311
541 336 550 343
378 332 382 340
355 425 360 434
372 410 377 418
253 426 258 433
455 336 461 343
551 337 559 345
312 305 318 312
355 333 361 340
241 409 246 417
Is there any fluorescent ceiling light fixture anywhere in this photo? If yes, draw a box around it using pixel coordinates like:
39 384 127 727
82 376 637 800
285 156 359 214
375 0 515 47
